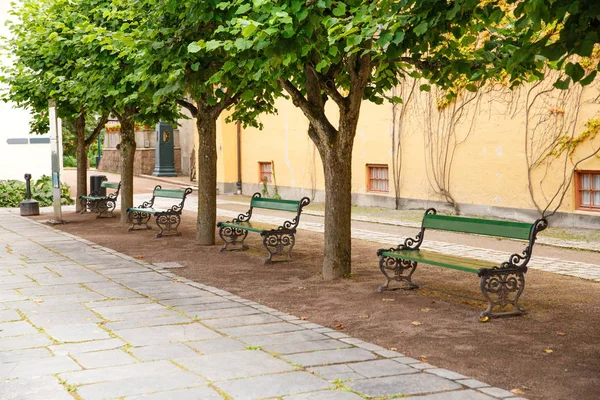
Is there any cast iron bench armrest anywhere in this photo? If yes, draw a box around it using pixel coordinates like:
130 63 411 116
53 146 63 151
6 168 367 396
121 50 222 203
217 193 310 263
127 185 193 238
376 208 548 321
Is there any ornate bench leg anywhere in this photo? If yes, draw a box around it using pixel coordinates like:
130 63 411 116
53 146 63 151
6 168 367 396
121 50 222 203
155 212 182 238
128 211 152 232
377 256 419 292
218 226 249 251
479 267 526 321
96 199 116 218
262 231 295 264
79 198 88 214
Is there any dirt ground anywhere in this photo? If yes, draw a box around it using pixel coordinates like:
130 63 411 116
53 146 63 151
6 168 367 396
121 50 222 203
35 209 600 400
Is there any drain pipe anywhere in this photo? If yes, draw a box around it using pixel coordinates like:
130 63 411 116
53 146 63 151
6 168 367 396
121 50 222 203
236 121 242 194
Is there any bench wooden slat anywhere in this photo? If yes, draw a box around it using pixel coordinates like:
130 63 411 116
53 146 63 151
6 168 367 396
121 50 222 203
423 214 532 240
219 221 264 233
251 197 300 212
380 249 497 273
154 189 187 199
101 182 120 189
127 207 157 214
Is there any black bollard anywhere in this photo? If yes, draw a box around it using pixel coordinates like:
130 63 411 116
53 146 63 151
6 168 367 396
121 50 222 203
20 173 40 216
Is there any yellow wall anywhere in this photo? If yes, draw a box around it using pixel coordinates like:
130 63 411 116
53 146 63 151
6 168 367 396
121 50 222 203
208 79 600 218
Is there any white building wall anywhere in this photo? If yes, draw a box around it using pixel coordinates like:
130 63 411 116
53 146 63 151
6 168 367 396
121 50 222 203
0 0 51 181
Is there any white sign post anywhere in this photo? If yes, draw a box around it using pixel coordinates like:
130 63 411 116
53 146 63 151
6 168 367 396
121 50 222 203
48 99 63 224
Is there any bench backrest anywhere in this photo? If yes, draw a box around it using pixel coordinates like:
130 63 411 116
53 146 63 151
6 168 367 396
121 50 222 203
423 213 533 240
251 196 303 213
154 187 190 200
101 181 120 190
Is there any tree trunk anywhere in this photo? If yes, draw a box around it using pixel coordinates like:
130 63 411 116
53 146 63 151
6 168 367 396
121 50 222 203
321 145 353 279
118 117 136 223
195 108 217 245
74 114 87 212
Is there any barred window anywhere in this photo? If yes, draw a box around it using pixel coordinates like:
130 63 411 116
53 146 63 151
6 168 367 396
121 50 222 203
576 171 600 211
259 162 272 183
367 165 389 193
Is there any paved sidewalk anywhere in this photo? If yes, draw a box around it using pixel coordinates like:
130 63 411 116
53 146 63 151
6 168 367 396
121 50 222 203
0 212 523 400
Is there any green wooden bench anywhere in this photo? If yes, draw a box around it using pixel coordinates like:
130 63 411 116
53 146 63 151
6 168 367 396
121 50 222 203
377 208 548 321
79 180 121 218
126 185 193 238
217 193 311 263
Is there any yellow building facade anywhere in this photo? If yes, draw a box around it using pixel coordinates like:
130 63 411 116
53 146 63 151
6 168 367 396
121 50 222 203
207 78 600 228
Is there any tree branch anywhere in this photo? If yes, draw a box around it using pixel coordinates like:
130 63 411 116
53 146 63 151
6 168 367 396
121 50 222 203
177 98 198 116
307 65 347 110
279 77 337 143
85 112 109 147
279 78 317 122
111 109 123 121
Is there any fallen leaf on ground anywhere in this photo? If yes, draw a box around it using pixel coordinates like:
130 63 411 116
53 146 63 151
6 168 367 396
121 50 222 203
135 255 144 259
382 298 395 302
300 316 308 320
171 279 182 283
420 308 431 312
511 389 526 395
544 348 553 354
556 331 567 336
390 347 397 351
419 355 429 362
335 323 345 330
411 321 422 326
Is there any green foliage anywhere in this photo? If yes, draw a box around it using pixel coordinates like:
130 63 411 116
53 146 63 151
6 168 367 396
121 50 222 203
494 0 600 86
0 176 74 208
138 0 277 126
548 119 600 159
63 155 77 168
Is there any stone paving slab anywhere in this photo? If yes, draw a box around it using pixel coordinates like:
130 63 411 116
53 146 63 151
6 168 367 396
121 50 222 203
0 375 73 400
0 211 528 399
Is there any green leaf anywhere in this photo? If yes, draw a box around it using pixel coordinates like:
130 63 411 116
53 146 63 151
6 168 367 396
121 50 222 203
577 32 599 57
235 38 252 50
187 42 202 53
392 31 405 45
206 40 220 50
420 84 431 92
565 62 585 82
580 71 597 86
553 77 571 90
332 3 346 17
241 89 254 100
242 24 258 37
236 4 251 14
414 22 428 36
315 60 328 72
191 63 200 72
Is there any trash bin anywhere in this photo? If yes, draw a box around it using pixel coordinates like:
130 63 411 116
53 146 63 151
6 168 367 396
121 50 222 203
90 175 107 196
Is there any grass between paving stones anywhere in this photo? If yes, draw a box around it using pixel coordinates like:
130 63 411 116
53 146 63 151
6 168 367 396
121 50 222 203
57 377 81 399
15 309 60 346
